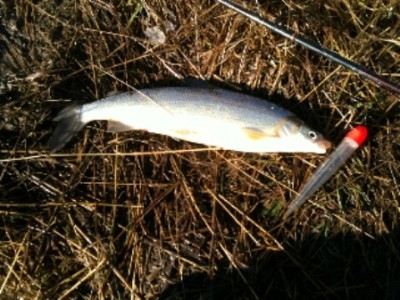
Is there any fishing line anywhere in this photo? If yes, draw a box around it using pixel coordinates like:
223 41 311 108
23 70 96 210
94 66 177 117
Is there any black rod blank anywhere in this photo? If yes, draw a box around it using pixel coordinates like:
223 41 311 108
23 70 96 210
217 0 400 94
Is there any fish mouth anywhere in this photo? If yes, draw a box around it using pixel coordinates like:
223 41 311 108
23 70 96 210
317 139 332 151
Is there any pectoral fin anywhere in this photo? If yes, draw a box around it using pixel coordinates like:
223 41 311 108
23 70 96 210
242 127 277 140
107 121 135 132
173 129 197 136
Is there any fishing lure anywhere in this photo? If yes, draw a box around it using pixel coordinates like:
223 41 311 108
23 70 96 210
284 126 368 218
48 87 331 153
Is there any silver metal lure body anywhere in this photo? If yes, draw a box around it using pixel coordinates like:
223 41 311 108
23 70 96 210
48 87 331 153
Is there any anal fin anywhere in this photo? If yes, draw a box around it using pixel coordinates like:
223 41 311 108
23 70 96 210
107 120 135 132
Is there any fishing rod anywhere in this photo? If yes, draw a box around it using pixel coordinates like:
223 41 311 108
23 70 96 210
217 0 400 95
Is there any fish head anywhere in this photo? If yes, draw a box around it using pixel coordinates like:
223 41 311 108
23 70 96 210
277 117 332 154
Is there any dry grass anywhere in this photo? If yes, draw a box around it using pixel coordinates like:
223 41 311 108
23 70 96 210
0 0 399 299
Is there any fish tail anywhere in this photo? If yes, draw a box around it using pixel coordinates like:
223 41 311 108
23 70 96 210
47 105 85 152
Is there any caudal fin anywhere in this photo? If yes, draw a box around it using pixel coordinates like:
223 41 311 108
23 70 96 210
47 105 85 152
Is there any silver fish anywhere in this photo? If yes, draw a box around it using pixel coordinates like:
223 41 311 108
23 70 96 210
48 87 331 153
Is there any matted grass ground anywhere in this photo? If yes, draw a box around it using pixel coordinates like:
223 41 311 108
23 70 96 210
0 0 399 299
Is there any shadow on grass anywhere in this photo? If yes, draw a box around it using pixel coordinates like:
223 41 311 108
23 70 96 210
159 232 400 300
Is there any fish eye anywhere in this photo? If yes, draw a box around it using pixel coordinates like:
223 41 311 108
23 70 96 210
308 131 317 140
